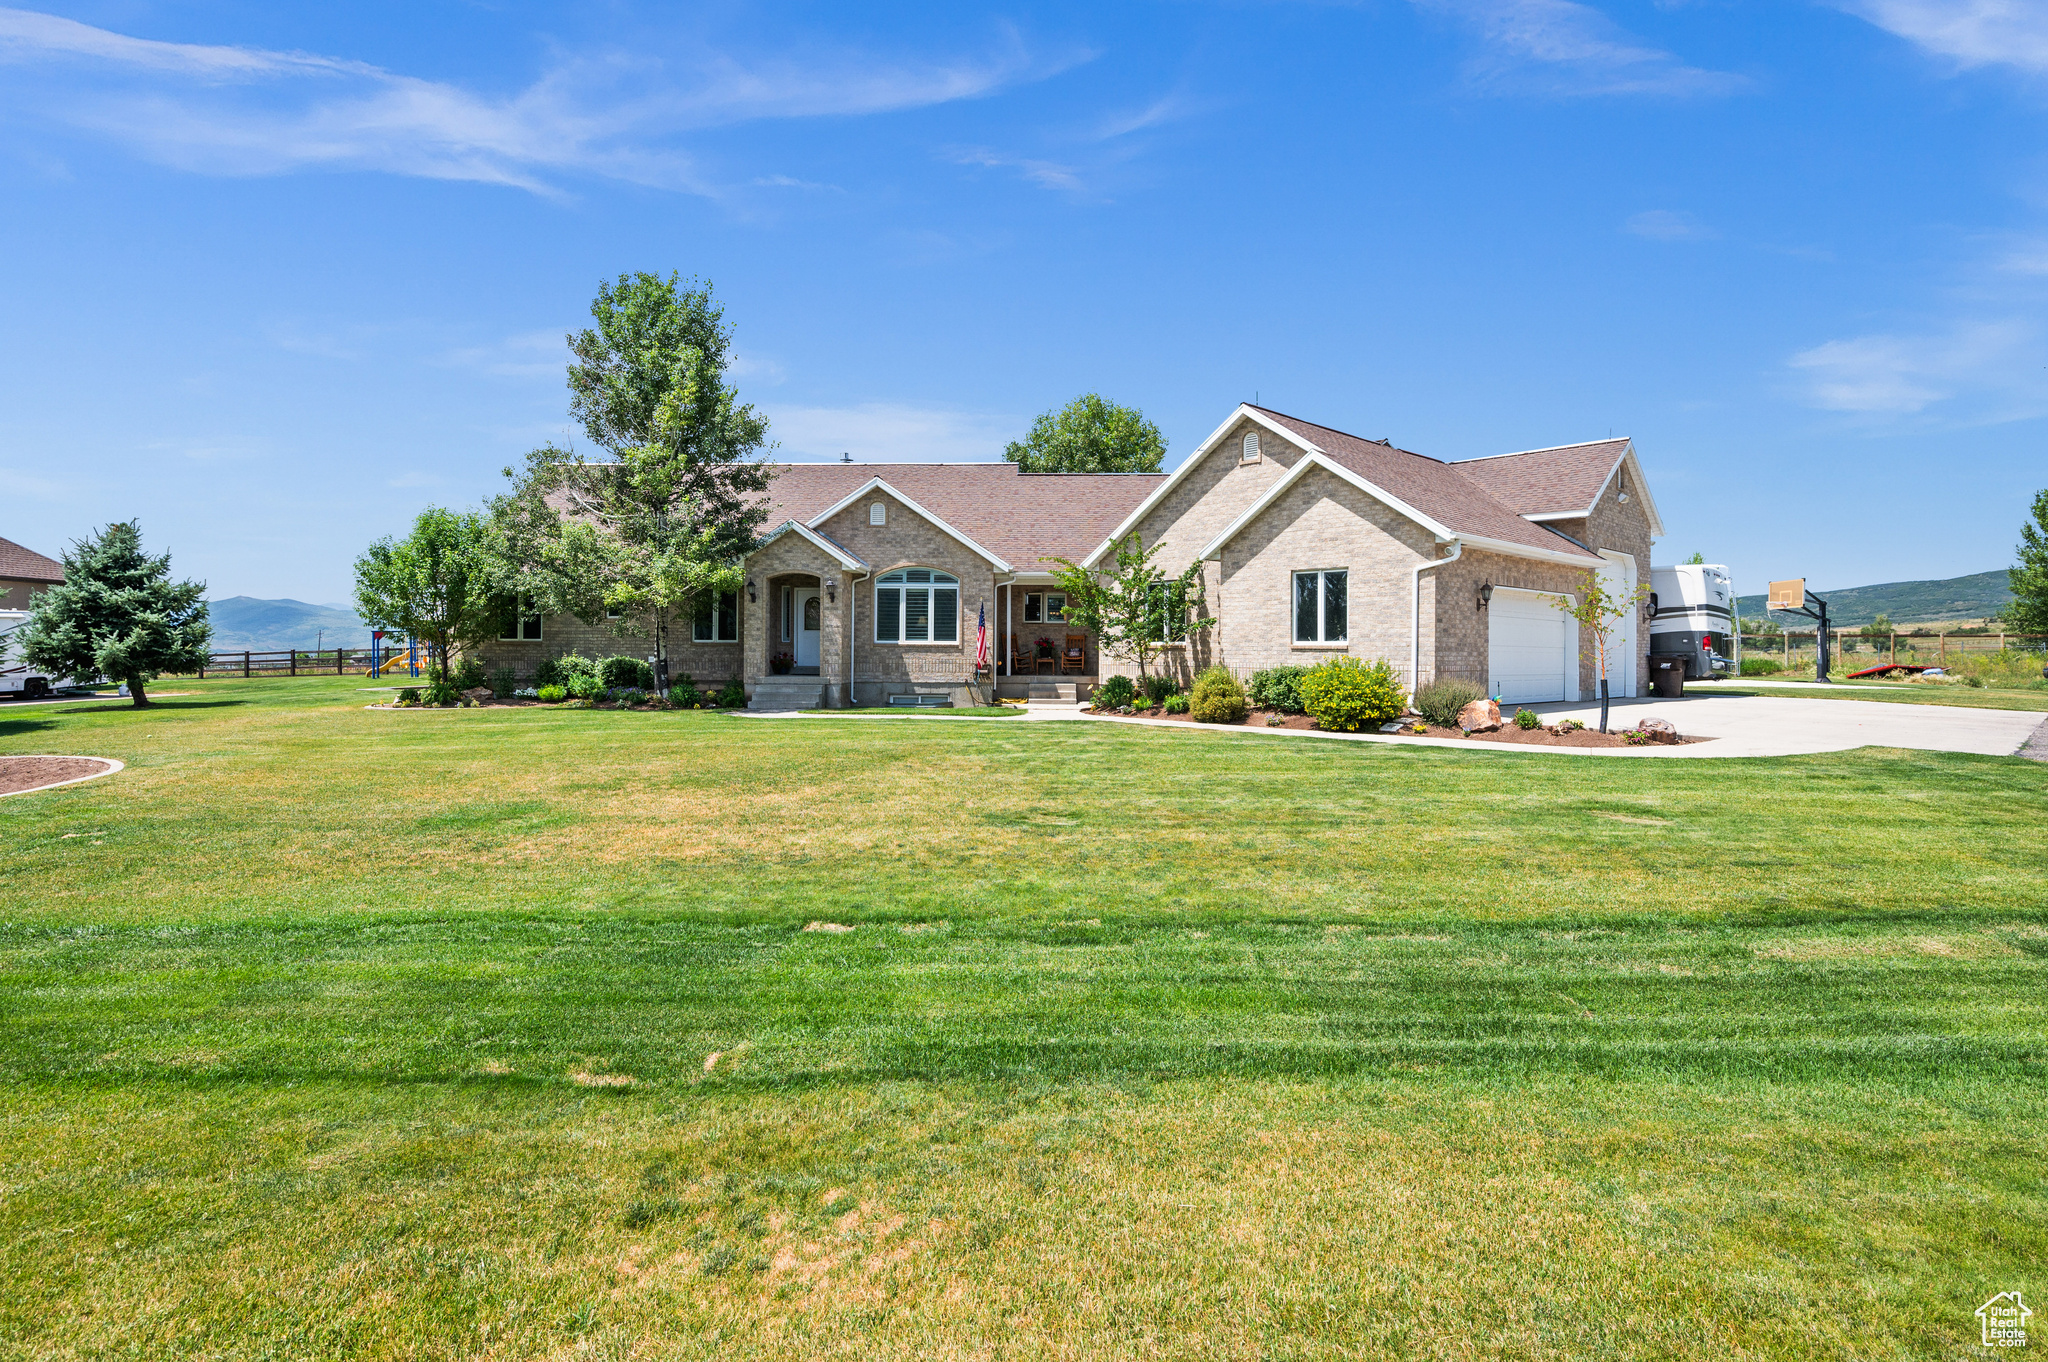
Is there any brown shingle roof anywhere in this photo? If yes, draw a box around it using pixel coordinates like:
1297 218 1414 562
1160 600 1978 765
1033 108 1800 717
1447 439 1630 517
0 536 64 584
1249 409 1601 561
759 463 1166 571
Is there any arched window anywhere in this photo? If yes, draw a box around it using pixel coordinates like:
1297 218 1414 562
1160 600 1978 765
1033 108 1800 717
875 569 958 643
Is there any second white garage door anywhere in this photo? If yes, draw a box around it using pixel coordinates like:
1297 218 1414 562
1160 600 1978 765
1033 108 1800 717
1488 590 1572 704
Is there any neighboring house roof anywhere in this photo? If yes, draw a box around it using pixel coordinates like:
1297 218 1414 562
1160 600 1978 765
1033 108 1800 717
0 536 64 584
757 463 1166 573
1245 409 1604 562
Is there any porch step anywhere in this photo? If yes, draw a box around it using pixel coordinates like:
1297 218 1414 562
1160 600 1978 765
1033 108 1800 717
1025 682 1078 703
749 678 824 711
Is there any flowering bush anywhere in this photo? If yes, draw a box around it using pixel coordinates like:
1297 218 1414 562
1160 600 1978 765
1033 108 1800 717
1297 657 1405 732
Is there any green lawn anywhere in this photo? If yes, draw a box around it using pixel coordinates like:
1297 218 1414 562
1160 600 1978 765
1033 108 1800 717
2 676 2043 1359
1694 679 2048 712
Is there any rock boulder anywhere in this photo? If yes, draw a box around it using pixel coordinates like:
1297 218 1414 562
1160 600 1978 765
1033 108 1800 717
1457 697 1503 732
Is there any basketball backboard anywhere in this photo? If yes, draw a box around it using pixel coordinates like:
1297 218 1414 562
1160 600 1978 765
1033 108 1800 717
1767 579 1805 612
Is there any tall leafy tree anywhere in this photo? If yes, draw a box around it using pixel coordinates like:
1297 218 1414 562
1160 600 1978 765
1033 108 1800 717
19 521 210 708
1051 533 1213 680
353 508 502 696
1004 394 1166 473
494 272 773 671
1999 488 2048 634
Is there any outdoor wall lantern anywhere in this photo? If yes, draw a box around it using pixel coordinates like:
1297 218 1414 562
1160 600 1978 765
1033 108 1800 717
1477 583 1493 611
746 578 757 603
824 577 838 603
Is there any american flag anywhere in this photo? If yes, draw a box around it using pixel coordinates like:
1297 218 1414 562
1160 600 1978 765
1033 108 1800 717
975 602 989 671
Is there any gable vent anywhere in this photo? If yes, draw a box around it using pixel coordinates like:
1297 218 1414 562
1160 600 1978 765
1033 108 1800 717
1241 432 1261 462
870 502 887 525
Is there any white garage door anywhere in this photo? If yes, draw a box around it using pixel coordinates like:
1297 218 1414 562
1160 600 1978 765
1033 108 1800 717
1489 591 1570 703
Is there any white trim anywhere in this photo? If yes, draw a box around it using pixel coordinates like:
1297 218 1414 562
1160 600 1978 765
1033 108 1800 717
872 569 963 645
756 519 866 570
1291 568 1349 645
1080 405 1309 567
1452 533 1603 568
806 477 1013 571
1596 549 1639 699
1410 542 1461 695
1198 453 1458 561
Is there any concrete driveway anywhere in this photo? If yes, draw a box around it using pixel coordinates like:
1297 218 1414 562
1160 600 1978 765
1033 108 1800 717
1522 692 2045 758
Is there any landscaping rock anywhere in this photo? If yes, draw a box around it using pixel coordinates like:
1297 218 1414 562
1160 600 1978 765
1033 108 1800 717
1635 717 1680 744
1457 698 1502 732
461 686 493 703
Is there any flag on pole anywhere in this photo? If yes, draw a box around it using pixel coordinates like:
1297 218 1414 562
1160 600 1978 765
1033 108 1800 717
975 602 989 671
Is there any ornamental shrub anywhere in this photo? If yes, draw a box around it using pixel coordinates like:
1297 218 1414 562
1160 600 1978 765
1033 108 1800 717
394 686 421 707
490 665 518 699
1189 666 1248 723
599 655 656 691
1096 674 1135 709
611 687 648 707
1248 665 1311 714
1141 673 1180 705
1296 657 1405 732
423 674 463 707
1163 692 1189 714
667 678 701 708
533 656 564 688
553 654 602 698
716 678 746 709
536 684 567 703
1515 707 1541 730
1415 677 1485 728
453 656 486 690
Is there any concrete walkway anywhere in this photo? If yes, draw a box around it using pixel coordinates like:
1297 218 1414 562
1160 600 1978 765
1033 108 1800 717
746 694 2046 759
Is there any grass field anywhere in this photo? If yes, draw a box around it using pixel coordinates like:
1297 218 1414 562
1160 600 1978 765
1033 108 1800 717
2 677 2044 1359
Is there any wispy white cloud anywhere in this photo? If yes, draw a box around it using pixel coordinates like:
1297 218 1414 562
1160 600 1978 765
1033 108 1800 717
943 145 1084 192
1624 209 1718 241
1831 0 2048 74
1415 0 1745 97
0 7 1075 196
761 402 1020 462
0 466 69 499
1787 319 2048 419
442 329 571 380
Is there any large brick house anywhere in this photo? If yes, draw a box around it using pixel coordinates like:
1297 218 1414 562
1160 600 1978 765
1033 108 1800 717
478 403 1662 708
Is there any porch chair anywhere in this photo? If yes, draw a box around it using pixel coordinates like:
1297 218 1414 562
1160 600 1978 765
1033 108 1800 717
1061 634 1088 675
1009 636 1034 676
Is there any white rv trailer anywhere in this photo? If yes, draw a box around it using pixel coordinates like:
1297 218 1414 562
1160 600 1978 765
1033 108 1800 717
1648 564 1737 679
0 609 64 699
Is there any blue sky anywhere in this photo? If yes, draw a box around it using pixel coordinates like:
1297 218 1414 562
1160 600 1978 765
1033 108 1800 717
2 1 2045 605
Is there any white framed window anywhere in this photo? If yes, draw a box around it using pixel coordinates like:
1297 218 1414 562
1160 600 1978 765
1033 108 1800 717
869 502 887 525
692 591 738 643
1241 431 1261 463
875 568 958 644
780 586 792 643
499 594 542 641
1045 593 1066 622
1292 570 1347 644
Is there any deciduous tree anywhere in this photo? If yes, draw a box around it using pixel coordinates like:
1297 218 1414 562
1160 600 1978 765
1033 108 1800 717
19 521 210 708
1004 394 1166 473
493 272 773 674
1999 488 2048 635
1051 533 1213 680
353 508 502 698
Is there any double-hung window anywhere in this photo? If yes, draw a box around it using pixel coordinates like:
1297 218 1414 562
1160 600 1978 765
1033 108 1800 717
1292 570 1347 645
875 569 958 643
499 594 542 641
692 591 738 642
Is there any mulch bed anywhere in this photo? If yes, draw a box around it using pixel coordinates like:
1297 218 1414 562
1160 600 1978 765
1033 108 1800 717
1088 708 1705 747
0 756 119 796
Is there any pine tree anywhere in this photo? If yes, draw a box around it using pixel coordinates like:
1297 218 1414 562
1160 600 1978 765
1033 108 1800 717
20 522 210 707
2001 488 2048 635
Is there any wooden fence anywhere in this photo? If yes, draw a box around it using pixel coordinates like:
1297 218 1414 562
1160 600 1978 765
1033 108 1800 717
188 647 439 678
1733 632 2048 672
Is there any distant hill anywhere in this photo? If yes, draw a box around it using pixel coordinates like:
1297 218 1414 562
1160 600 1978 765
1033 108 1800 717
206 597 372 651
1734 570 2013 628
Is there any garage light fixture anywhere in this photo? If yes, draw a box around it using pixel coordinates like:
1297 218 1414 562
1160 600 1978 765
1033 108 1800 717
1477 583 1493 611
824 576 839 603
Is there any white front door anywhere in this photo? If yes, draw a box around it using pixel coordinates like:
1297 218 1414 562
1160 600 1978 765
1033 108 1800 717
1597 552 1638 698
1488 590 1572 704
795 590 822 668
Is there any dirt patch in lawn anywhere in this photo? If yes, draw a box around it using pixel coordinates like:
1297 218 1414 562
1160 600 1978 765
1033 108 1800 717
1089 708 1709 747
0 755 121 796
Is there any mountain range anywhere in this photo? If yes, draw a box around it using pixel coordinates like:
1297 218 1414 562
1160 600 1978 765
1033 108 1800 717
205 597 372 651
1733 570 2013 628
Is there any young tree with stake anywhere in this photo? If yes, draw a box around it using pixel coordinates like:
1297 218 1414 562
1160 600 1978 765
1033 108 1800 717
1050 533 1213 682
1553 569 1651 733
19 521 210 707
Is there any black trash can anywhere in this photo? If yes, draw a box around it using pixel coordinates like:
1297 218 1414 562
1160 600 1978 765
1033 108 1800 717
1649 656 1686 699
